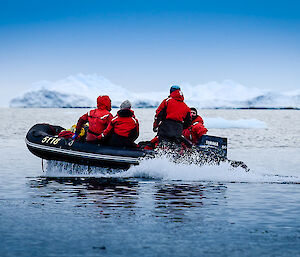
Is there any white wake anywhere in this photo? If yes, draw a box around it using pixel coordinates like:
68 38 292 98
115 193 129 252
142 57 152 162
44 156 300 184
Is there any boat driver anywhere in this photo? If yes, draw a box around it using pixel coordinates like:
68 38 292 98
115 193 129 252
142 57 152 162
182 107 208 144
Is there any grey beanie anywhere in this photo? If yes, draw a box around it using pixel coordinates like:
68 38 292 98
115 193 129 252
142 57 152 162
120 100 132 109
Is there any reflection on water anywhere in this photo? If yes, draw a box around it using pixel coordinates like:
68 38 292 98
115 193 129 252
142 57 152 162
5 177 300 257
29 177 139 217
154 183 227 221
28 177 227 222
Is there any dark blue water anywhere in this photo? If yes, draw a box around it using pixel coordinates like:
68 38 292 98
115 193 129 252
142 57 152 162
1 108 300 256
1 177 300 257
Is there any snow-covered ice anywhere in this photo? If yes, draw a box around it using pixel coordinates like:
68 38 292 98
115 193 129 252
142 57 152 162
9 73 300 108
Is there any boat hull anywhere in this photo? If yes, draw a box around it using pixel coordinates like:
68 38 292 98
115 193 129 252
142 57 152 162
26 124 147 169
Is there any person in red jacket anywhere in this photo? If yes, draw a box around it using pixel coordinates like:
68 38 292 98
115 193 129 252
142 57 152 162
182 107 208 144
99 100 139 148
153 85 191 144
74 95 113 142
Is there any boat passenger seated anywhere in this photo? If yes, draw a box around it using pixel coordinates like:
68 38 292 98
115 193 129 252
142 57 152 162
73 95 113 142
98 100 139 148
182 107 208 144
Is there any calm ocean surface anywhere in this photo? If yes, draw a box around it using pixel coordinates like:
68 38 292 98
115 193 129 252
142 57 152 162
0 108 300 257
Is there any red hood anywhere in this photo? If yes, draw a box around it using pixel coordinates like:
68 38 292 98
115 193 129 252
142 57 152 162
170 90 184 101
97 95 111 111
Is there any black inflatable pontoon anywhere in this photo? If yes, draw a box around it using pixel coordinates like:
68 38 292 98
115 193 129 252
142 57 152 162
26 123 236 171
26 124 148 169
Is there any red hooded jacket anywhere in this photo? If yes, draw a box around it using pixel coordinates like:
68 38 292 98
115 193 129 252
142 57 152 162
182 115 208 144
76 95 113 141
153 90 191 129
100 109 139 141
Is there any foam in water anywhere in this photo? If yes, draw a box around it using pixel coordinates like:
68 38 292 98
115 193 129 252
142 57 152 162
44 160 123 177
45 156 300 184
124 157 300 183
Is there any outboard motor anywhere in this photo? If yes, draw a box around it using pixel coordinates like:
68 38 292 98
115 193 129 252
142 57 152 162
196 135 227 158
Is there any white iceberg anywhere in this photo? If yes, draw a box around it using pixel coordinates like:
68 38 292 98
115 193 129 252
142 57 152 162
9 73 300 108
9 89 94 108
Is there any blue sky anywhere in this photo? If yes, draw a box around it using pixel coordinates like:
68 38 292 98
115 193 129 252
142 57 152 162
0 0 300 105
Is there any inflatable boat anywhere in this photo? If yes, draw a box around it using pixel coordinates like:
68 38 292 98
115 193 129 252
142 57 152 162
25 124 148 169
26 123 234 170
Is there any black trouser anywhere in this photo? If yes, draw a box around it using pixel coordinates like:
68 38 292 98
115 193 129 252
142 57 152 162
108 133 137 148
157 119 183 144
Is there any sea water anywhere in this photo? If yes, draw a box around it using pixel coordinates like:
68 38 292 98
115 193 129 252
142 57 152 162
0 108 300 257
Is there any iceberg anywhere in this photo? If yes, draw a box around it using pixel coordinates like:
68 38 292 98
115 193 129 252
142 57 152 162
9 73 300 109
245 92 300 109
9 89 94 108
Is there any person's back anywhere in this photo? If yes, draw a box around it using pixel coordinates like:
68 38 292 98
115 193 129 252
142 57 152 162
153 85 191 143
75 95 113 142
100 100 139 148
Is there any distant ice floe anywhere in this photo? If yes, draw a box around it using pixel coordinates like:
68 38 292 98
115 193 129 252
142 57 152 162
9 73 300 108
205 117 267 129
